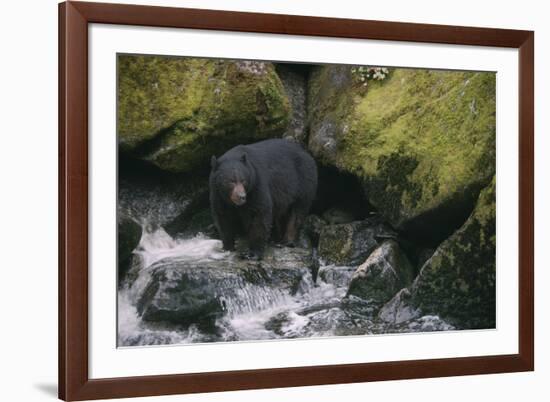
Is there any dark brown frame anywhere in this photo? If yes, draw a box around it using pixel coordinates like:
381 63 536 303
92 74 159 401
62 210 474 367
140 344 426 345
59 1 534 400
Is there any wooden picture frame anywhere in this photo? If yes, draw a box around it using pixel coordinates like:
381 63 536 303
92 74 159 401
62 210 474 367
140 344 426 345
59 1 534 400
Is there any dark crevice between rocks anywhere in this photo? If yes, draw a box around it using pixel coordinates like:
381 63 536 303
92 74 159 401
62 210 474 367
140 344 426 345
120 152 192 181
275 63 313 144
275 62 313 76
124 120 265 173
125 119 185 159
119 153 210 200
396 179 492 271
312 164 374 220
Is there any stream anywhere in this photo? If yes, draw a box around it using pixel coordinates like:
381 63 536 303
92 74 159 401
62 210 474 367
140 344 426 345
118 227 453 347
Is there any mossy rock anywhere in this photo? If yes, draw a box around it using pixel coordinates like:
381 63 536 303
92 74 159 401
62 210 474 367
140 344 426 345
308 66 496 232
409 177 496 328
118 56 291 172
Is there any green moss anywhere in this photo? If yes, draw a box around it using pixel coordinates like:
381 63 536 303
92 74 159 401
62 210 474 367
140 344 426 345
118 56 215 152
118 56 291 172
308 66 496 228
318 224 355 265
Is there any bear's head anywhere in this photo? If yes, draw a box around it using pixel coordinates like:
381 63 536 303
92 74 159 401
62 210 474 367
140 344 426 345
210 153 255 207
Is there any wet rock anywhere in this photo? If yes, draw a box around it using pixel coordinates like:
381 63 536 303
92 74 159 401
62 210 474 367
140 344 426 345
347 240 414 309
265 305 371 338
307 65 496 243
378 288 421 325
376 295 454 332
405 315 455 332
118 171 207 229
163 185 215 238
379 178 496 329
297 214 326 248
118 214 142 280
318 219 396 266
137 247 312 327
118 56 291 172
322 207 355 224
317 265 355 288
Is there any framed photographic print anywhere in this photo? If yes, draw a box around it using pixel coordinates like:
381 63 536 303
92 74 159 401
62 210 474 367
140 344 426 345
59 1 534 400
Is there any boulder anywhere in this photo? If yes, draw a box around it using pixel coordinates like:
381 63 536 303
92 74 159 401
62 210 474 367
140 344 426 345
137 247 312 327
318 219 396 266
308 66 496 241
118 214 142 280
347 240 414 309
379 178 496 329
118 56 291 172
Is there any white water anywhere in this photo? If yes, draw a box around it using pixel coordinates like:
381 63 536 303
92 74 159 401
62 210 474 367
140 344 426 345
118 227 454 346
118 226 360 346
118 229 232 345
136 228 227 268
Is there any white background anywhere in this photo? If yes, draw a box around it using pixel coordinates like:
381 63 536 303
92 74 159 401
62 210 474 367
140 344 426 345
0 0 547 401
89 24 519 379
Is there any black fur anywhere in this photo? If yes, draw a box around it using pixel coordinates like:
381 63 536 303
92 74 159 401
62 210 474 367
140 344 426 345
209 139 318 259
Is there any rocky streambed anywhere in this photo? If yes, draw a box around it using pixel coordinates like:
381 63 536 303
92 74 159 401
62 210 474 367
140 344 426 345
118 229 454 347
117 175 463 346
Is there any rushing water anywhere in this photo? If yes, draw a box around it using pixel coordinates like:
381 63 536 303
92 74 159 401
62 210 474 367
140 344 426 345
117 179 454 347
118 228 454 347
118 228 352 346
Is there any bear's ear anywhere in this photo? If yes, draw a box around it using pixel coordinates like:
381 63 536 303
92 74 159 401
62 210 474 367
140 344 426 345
210 155 218 170
241 153 247 164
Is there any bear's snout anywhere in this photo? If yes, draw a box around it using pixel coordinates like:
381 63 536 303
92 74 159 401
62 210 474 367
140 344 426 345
230 183 247 206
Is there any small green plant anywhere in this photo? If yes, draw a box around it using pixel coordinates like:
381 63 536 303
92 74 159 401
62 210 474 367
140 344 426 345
351 66 390 87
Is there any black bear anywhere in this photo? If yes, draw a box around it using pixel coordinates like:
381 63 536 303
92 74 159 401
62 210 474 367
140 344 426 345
209 138 318 260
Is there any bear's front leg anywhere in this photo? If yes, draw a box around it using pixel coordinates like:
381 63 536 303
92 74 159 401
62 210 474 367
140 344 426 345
219 221 236 251
242 209 272 261
212 208 236 251
222 234 235 252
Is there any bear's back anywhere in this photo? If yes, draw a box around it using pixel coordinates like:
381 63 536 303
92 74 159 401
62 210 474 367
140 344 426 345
242 139 310 166
244 139 317 203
